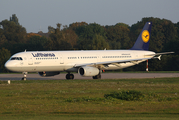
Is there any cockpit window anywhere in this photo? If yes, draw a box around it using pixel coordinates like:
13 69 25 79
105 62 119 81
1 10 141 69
10 57 23 60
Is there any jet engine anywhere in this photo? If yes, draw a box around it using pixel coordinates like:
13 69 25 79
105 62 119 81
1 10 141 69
38 72 60 77
78 66 99 77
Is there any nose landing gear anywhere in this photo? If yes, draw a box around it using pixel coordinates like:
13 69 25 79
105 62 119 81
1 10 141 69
22 72 27 80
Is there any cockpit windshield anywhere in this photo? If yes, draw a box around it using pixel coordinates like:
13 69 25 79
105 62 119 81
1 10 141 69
10 57 23 60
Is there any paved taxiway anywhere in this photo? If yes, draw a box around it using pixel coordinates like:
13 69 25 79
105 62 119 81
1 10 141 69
0 73 179 80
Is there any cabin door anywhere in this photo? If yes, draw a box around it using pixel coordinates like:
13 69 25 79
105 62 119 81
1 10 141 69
27 54 33 65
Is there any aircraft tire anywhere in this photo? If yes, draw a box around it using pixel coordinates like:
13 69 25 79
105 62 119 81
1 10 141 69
92 74 101 79
22 77 26 81
66 74 74 80
69 74 74 79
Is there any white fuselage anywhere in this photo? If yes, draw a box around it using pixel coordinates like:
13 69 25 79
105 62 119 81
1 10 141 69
5 50 155 73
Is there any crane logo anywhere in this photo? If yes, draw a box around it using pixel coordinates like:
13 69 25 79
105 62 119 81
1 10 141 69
142 30 150 43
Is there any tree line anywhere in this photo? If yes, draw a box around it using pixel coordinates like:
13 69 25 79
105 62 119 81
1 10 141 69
0 14 179 72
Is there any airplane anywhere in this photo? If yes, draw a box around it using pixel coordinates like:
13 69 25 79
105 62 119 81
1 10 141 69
4 22 174 80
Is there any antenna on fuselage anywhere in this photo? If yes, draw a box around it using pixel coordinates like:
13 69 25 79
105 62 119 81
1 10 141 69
24 49 26 52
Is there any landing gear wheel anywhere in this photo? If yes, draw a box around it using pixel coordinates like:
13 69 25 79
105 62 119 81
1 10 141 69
92 74 101 79
22 72 27 81
66 73 74 80
22 77 26 81
69 74 74 79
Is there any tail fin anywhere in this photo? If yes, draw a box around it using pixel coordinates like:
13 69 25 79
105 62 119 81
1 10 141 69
131 22 152 50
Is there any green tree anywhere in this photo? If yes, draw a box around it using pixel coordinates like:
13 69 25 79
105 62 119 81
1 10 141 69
109 41 121 49
49 23 73 50
69 22 88 30
91 34 109 50
0 28 8 47
48 26 55 33
106 23 130 49
0 48 11 72
0 19 27 43
10 14 20 25
162 40 179 71
175 22 179 39
61 28 78 48
76 23 108 50
0 15 27 55
26 36 48 51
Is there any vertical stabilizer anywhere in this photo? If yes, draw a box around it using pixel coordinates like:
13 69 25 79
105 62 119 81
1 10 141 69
131 22 152 50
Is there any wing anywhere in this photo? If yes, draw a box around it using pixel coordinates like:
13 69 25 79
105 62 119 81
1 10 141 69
74 51 174 68
74 57 150 68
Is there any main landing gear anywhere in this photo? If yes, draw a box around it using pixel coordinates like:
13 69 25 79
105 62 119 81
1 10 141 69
22 72 27 80
65 69 102 80
92 69 102 79
66 72 74 80
92 73 101 79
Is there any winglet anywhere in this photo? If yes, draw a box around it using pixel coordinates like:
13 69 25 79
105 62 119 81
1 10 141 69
131 22 152 50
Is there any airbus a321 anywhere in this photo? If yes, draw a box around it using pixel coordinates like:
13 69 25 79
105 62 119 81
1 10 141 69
4 22 173 80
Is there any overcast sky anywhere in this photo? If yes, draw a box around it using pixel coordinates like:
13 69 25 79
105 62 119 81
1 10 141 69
1 0 179 33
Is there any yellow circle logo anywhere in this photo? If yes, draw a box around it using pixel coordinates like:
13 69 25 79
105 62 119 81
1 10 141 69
142 30 150 43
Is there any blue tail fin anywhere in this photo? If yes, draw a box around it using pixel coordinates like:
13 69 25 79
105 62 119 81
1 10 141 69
131 22 152 50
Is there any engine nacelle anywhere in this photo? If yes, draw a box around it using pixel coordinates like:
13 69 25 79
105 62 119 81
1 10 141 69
38 72 60 77
78 66 99 77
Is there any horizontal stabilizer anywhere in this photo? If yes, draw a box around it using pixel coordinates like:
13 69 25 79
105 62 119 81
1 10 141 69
153 55 162 60
145 52 174 56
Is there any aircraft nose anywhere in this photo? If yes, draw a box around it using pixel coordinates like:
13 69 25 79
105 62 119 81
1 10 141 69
4 61 11 70
4 61 17 71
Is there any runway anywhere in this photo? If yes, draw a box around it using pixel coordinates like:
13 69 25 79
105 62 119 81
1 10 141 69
0 72 179 80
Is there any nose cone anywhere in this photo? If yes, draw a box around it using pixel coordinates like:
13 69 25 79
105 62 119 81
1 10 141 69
4 61 18 72
4 61 11 71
